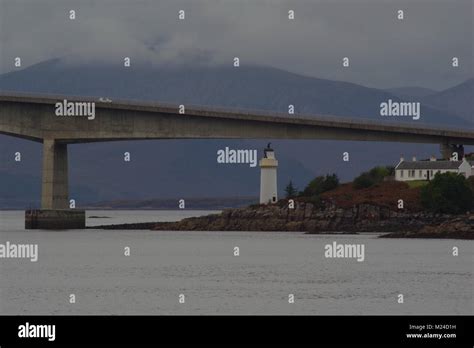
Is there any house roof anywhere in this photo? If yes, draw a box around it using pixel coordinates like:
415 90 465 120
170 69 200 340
396 160 463 170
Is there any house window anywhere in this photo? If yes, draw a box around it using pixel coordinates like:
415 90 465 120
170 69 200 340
400 170 404 178
419 170 422 177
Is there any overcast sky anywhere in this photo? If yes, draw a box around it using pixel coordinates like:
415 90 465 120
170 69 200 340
0 0 472 89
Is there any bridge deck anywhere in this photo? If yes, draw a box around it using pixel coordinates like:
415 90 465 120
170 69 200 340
1 93 473 144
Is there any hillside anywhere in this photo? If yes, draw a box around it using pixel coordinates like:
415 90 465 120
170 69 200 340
320 181 422 211
385 86 437 99
1 59 468 126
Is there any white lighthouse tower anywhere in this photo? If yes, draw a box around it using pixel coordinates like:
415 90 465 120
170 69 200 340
259 143 278 204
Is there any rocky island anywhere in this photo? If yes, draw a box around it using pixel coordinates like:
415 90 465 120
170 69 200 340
93 169 474 240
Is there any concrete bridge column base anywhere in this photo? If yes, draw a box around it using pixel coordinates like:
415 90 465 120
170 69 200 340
440 143 464 160
24 139 85 229
25 209 85 229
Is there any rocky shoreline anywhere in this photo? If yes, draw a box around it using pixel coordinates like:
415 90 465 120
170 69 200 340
90 200 474 239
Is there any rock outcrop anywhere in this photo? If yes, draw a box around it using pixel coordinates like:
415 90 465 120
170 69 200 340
148 200 473 239
382 215 474 239
91 180 473 239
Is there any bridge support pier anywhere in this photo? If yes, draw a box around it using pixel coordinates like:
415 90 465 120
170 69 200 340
41 139 69 209
25 139 85 229
440 143 464 160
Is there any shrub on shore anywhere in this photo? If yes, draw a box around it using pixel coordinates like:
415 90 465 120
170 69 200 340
420 172 472 214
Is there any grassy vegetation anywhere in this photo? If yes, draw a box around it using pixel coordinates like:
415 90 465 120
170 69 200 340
406 180 429 188
353 166 394 189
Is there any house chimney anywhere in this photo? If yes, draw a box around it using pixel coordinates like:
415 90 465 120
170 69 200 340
430 155 436 161
412 156 416 162
400 154 404 162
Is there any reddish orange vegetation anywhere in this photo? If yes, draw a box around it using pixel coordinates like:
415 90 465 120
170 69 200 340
320 181 423 212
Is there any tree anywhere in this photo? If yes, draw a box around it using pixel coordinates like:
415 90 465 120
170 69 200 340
284 180 298 198
467 176 474 201
421 172 472 214
353 166 392 189
385 166 395 176
353 172 374 189
302 174 339 197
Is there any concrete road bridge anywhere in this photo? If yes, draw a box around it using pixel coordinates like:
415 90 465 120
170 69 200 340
1 93 473 228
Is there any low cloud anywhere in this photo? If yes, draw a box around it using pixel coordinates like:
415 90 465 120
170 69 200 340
0 0 472 89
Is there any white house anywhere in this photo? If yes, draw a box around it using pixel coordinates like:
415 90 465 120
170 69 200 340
395 156 472 181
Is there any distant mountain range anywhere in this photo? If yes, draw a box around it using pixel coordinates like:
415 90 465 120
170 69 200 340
384 86 438 99
421 79 473 123
0 59 472 208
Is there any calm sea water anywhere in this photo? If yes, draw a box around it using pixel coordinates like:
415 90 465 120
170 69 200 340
0 210 472 315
